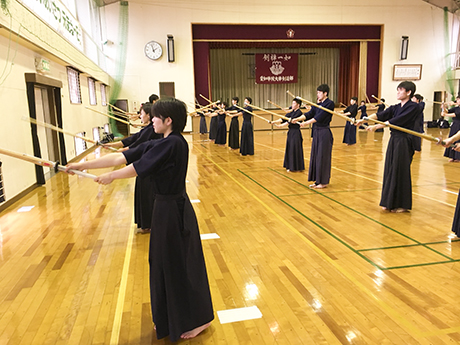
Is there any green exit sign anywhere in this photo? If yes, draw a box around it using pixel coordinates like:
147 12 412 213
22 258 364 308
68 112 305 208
41 59 50 72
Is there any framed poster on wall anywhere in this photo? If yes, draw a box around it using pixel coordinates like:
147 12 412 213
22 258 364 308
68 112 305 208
393 64 422 81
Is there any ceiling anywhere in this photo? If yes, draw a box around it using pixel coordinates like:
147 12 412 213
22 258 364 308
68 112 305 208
98 0 120 5
422 0 460 12
97 0 460 13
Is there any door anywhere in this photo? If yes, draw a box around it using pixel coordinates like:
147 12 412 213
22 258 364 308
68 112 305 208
34 86 60 180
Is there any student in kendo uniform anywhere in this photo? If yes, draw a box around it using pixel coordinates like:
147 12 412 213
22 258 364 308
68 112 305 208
442 95 460 162
373 98 386 133
66 98 214 342
411 94 425 152
214 102 228 146
208 104 219 141
342 97 358 145
358 100 368 129
197 109 208 134
358 81 420 213
269 98 305 172
226 97 240 150
239 97 254 156
292 84 334 189
442 129 460 237
104 102 163 234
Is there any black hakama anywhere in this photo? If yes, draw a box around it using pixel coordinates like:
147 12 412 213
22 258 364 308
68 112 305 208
375 104 386 132
228 117 239 149
342 122 356 145
304 98 335 185
240 106 254 155
444 107 460 161
358 104 367 129
226 105 239 149
377 101 420 210
133 175 155 229
452 192 460 237
283 109 305 171
199 113 207 134
209 116 218 140
358 105 367 119
308 127 333 184
124 134 214 342
342 103 357 145
150 192 213 342
215 113 227 145
124 126 163 230
412 102 425 152
379 133 414 210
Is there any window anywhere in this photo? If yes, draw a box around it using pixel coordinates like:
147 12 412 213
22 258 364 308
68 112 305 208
88 78 97 105
101 84 107 106
92 127 101 142
74 132 87 156
67 67 82 104
0 161 5 203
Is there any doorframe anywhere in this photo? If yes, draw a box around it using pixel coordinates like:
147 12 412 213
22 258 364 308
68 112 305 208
25 73 65 185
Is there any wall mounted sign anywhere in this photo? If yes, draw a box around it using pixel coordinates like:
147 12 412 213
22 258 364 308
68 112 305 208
393 64 422 81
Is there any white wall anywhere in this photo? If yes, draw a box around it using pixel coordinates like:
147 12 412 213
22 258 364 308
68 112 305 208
0 1 111 201
105 0 449 123
0 0 453 202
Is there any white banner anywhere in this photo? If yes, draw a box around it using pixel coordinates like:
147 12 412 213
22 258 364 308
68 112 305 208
19 0 83 51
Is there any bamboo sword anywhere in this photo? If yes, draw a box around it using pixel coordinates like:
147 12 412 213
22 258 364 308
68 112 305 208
0 147 96 179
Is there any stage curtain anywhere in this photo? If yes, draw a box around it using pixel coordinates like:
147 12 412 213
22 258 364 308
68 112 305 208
338 43 360 104
209 47 339 109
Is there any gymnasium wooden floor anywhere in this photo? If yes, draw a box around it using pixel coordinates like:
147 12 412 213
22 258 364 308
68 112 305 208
1 126 460 344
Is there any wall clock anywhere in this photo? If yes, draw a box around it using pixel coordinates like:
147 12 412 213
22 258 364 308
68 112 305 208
144 41 162 60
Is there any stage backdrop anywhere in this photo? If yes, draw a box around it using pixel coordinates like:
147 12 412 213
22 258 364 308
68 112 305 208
255 53 298 84
209 47 339 108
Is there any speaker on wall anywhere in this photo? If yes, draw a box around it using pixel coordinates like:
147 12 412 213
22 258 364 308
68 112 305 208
400 36 409 60
167 34 175 63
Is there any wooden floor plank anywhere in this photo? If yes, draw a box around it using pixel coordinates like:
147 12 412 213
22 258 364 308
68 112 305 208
2 128 460 344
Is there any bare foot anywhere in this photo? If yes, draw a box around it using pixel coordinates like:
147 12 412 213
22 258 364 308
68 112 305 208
391 208 408 213
137 228 151 234
309 183 317 188
381 207 388 211
312 184 327 189
180 322 211 339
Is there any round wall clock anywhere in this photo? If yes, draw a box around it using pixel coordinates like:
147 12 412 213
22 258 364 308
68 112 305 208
144 41 163 60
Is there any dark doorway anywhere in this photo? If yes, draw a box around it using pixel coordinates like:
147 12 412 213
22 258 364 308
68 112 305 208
160 82 175 98
432 91 445 122
25 73 65 185
114 99 130 136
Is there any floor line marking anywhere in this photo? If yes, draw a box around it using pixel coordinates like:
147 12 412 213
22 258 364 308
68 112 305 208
194 146 422 338
443 189 458 196
269 168 455 263
333 166 456 207
110 218 136 345
205 137 456 208
193 139 460 337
